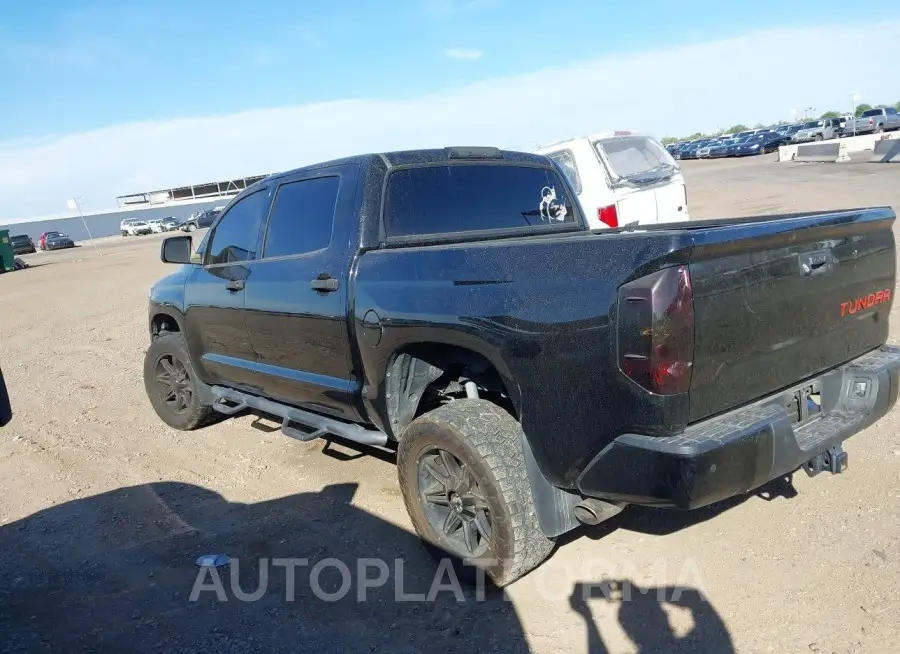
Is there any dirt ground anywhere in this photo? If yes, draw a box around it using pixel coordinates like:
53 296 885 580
2 157 900 654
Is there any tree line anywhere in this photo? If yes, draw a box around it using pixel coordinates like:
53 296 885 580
662 101 900 144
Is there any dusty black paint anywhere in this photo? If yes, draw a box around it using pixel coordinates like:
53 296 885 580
148 146 898 494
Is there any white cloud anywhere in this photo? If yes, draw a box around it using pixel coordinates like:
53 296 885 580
442 47 483 60
2 20 899 222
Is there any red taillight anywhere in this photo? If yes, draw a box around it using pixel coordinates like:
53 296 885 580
617 265 694 395
869 118 874 124
598 204 618 228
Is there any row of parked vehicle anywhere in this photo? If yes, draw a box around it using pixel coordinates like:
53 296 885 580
667 128 792 160
668 107 900 161
9 231 75 254
120 208 223 237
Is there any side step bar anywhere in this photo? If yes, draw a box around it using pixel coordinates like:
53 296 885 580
210 386 388 448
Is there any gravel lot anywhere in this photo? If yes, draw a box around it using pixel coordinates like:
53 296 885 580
2 157 900 653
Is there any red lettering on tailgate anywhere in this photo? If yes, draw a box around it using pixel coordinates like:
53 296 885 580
841 288 892 317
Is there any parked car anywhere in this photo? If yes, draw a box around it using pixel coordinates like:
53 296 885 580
538 131 689 227
694 139 720 158
121 219 152 236
708 137 741 158
161 216 180 231
774 124 802 138
733 131 789 156
43 232 75 250
9 234 36 255
145 145 900 587
678 139 711 160
180 209 218 232
845 107 900 135
39 231 64 250
792 118 842 143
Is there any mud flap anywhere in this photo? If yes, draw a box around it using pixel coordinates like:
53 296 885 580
520 432 582 537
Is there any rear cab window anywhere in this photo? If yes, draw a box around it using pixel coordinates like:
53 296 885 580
383 164 579 239
592 135 678 186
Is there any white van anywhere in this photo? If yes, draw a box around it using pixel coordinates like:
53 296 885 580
537 131 690 229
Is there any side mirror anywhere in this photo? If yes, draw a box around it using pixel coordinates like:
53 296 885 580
0 366 11 427
161 236 193 264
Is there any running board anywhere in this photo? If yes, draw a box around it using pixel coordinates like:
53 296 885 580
210 386 388 447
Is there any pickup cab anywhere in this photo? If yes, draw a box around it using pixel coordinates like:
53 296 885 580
846 107 900 135
791 118 843 142
145 147 900 586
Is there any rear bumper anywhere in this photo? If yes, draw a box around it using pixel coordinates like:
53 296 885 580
577 345 900 510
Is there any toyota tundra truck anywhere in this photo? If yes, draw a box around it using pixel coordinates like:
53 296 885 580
144 146 900 586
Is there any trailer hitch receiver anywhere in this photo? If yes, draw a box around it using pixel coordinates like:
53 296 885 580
803 445 848 477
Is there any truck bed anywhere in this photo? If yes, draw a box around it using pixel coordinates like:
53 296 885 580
354 206 896 487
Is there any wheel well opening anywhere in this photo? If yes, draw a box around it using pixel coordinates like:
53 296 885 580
386 344 517 436
151 315 180 338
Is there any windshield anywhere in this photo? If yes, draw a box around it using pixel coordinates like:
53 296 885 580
802 121 822 129
593 135 678 183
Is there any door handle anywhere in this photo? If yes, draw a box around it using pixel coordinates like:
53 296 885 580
799 249 833 277
225 279 245 291
310 274 339 292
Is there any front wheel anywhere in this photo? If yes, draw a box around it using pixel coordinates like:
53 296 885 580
397 399 554 587
187 223 197 232
143 332 218 430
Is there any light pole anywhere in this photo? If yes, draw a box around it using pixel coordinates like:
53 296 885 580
850 93 860 136
66 197 100 255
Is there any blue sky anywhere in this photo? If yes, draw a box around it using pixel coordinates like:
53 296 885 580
0 0 878 140
1 1 898 221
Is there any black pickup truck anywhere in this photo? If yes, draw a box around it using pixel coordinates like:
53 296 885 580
145 147 900 586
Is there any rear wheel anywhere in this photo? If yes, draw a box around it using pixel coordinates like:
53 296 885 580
187 223 197 232
144 332 217 430
397 399 554 587
876 124 885 133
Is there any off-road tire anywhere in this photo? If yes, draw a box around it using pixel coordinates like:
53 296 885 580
397 399 554 587
144 332 218 431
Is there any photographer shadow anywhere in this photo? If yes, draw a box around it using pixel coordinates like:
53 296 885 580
569 581 734 654
0 481 526 653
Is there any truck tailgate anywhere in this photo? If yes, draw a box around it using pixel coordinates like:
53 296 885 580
687 208 896 422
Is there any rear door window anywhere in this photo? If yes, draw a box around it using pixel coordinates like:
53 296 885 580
383 164 577 238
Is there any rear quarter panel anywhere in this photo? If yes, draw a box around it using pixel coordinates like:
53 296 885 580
353 231 692 487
